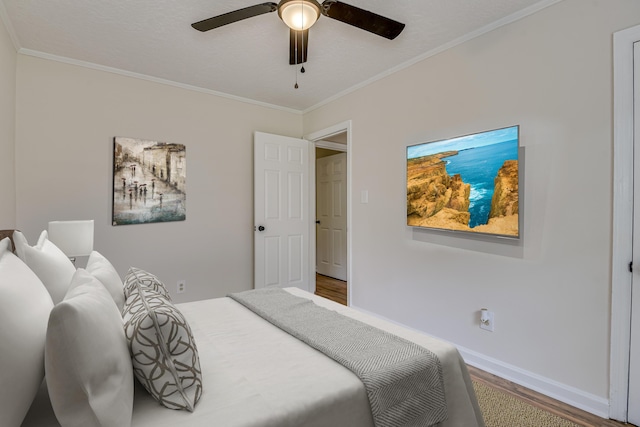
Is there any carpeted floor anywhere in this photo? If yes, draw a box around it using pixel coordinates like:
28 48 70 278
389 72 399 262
473 381 581 427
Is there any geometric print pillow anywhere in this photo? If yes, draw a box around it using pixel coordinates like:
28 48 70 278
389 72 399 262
122 268 202 411
123 267 172 301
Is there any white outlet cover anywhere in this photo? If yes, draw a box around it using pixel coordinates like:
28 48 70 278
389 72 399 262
480 311 495 332
177 280 186 294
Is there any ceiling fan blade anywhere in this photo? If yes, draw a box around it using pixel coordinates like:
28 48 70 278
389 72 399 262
289 29 309 65
321 0 405 40
192 2 278 32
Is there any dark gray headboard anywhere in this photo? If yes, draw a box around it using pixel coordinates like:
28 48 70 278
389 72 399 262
0 230 16 252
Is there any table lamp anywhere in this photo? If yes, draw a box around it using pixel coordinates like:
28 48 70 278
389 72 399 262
48 220 94 264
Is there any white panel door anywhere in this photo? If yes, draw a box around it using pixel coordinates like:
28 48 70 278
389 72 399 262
629 40 640 426
316 153 347 281
254 132 310 291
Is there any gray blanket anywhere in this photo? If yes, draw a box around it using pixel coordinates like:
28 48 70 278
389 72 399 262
228 288 447 427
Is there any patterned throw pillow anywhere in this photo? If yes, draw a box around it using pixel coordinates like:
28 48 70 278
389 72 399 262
123 267 171 300
122 268 202 411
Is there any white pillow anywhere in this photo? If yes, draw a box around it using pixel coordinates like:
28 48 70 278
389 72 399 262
13 230 76 304
45 269 134 427
0 238 54 427
86 251 125 313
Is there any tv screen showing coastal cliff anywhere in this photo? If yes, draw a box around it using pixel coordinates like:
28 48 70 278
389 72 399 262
407 125 520 239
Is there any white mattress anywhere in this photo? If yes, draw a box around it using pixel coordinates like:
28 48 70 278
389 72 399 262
23 288 484 427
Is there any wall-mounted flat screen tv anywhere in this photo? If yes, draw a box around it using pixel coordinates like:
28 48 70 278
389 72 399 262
407 125 520 239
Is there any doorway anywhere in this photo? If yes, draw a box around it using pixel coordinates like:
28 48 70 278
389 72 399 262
306 122 352 306
315 143 347 304
316 144 347 280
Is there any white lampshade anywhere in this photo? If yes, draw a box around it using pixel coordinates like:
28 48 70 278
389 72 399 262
279 0 320 31
48 220 94 258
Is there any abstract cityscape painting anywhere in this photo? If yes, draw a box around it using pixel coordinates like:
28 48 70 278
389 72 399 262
112 137 186 225
406 125 519 238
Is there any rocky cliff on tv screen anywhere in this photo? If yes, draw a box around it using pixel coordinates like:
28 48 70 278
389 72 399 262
406 125 520 239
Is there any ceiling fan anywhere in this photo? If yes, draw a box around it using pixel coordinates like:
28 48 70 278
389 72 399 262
191 0 405 66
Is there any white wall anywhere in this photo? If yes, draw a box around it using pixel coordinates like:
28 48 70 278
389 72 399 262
304 0 640 411
15 55 302 302
0 15 16 228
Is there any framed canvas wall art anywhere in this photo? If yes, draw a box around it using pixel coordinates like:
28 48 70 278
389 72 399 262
112 137 186 226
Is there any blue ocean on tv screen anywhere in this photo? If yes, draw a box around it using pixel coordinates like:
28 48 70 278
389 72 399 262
444 140 518 228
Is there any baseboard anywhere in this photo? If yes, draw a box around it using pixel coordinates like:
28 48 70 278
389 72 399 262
452 346 609 419
351 304 610 419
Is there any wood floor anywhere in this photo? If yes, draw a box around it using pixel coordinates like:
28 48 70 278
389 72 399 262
314 276 633 427
315 273 347 305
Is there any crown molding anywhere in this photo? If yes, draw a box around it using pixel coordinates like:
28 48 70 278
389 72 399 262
18 48 303 115
303 0 564 114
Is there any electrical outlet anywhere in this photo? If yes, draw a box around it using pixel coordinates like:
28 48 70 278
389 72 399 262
177 280 186 294
480 309 495 332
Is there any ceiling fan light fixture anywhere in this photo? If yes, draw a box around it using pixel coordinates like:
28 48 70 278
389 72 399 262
278 0 321 31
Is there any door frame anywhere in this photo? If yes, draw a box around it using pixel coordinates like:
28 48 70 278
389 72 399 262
305 120 352 305
611 23 640 422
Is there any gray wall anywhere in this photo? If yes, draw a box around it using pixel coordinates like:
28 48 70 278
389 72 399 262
14 55 302 303
304 0 640 409
0 15 16 228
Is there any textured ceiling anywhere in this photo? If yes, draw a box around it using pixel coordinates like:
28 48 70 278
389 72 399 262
1 0 557 112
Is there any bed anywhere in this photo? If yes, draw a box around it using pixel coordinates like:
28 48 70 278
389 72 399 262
1 232 484 427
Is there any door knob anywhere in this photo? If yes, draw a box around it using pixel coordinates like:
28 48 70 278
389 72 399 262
316 220 320 224
258 225 265 232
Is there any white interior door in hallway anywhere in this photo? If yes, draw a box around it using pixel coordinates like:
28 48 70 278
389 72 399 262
612 24 640 424
629 40 640 427
254 132 310 292
316 152 347 281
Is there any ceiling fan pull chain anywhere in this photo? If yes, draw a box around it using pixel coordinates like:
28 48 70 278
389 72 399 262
294 25 300 89
300 25 306 73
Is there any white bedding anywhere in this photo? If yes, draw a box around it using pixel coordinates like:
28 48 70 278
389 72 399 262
23 288 484 427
